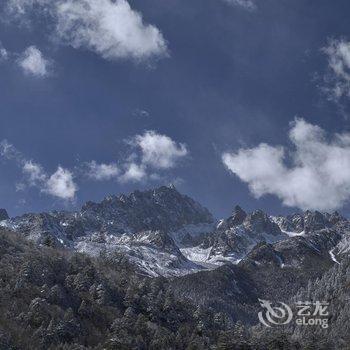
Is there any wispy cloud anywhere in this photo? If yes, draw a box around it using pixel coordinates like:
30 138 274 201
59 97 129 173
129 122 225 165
0 139 22 160
23 161 46 185
132 109 150 118
119 162 147 183
221 0 257 11
5 0 168 63
85 161 119 181
321 38 350 103
222 118 350 211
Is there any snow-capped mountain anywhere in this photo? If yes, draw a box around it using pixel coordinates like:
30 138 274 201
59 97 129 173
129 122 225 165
0 186 214 276
185 207 288 265
1 186 349 277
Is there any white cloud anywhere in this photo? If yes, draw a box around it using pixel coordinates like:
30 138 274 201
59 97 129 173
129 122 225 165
56 0 168 61
222 0 256 11
6 0 168 62
86 160 119 180
115 130 188 183
23 161 46 184
119 162 146 183
0 43 52 76
83 131 188 184
44 166 77 200
133 130 188 169
17 45 51 77
0 140 77 200
222 118 350 211
1 131 187 194
322 39 350 101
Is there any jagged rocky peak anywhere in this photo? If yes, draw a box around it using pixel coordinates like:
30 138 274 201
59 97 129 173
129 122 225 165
0 209 9 221
81 185 214 232
205 208 286 265
303 210 330 233
244 209 281 236
273 216 294 232
326 211 344 225
216 207 282 235
274 210 346 234
227 205 247 226
289 213 305 232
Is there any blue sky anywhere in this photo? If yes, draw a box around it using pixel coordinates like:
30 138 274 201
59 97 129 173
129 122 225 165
1 0 350 218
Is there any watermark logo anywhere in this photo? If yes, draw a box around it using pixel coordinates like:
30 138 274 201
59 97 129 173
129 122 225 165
258 299 329 329
258 299 293 327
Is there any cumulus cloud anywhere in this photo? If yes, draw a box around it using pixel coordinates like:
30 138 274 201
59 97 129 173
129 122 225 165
84 131 188 184
0 140 77 200
56 0 168 61
132 130 188 169
6 0 168 62
222 0 256 11
86 160 119 180
44 166 77 200
222 118 350 211
115 130 188 182
17 45 51 77
0 132 186 197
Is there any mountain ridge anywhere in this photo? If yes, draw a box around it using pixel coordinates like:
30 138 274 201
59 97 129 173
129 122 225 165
1 185 349 278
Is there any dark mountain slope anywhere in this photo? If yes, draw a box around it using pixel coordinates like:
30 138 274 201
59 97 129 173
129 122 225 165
0 228 241 350
171 229 339 327
250 256 350 350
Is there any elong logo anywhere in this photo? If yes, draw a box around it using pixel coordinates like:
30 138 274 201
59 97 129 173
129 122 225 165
258 299 329 329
